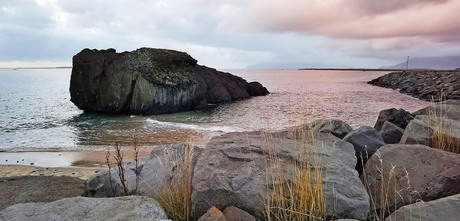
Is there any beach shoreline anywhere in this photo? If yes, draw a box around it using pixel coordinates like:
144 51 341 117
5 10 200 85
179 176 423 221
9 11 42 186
0 149 153 179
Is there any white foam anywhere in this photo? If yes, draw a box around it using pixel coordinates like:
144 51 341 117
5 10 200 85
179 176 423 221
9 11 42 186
146 119 242 133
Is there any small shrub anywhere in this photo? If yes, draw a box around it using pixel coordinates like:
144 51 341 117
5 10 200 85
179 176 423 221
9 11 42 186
114 142 129 196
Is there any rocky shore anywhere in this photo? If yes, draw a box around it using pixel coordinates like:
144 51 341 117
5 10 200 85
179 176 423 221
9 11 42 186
368 70 460 101
1 100 459 221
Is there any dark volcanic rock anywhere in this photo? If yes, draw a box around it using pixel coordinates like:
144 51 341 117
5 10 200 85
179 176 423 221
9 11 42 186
343 126 386 173
379 121 404 144
374 108 414 131
70 48 268 114
368 70 460 101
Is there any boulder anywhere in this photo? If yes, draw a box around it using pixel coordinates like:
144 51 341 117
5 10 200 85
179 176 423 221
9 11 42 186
0 196 170 221
362 144 460 217
379 121 404 144
310 119 353 139
343 126 386 173
413 100 460 121
191 127 369 220
197 207 227 221
70 48 268 115
222 206 256 221
85 144 200 197
0 176 85 211
374 108 414 131
400 115 460 152
385 194 460 221
399 115 432 145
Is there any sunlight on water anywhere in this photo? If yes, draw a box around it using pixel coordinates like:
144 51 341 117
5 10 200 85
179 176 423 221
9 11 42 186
0 68 429 150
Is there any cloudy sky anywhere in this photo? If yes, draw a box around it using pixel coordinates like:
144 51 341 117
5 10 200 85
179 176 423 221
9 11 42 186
1 0 459 69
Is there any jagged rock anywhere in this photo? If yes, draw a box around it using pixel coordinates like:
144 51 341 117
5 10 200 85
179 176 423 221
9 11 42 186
191 127 369 220
374 108 414 131
385 194 460 221
380 121 404 144
0 196 170 221
70 48 268 115
362 144 460 218
85 144 200 197
222 206 256 221
343 126 386 173
310 119 353 139
197 207 227 221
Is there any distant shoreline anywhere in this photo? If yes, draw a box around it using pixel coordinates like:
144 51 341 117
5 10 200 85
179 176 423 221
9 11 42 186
298 68 459 72
1 67 457 71
0 67 72 70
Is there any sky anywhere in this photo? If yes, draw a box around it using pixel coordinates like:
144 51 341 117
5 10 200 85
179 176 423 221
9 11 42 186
1 0 459 69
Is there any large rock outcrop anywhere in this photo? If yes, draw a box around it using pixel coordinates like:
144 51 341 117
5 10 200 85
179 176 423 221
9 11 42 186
191 126 370 220
70 48 268 114
368 70 460 101
0 196 170 221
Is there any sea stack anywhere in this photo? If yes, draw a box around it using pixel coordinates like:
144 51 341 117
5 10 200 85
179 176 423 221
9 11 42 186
70 48 268 114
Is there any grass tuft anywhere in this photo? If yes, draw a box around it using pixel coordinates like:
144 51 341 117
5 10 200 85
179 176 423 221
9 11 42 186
427 98 460 153
263 127 325 221
153 143 194 221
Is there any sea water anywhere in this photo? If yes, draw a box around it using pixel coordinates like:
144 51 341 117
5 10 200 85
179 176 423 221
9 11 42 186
0 68 429 151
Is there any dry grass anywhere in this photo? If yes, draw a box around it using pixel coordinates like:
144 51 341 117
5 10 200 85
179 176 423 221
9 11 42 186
427 99 460 153
263 127 325 221
361 150 420 221
153 143 194 221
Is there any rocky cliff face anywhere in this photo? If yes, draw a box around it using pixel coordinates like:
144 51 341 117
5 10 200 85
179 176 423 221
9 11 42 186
70 48 268 114
368 70 459 101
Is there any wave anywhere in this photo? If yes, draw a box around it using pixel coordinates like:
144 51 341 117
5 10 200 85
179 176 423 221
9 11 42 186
145 119 242 133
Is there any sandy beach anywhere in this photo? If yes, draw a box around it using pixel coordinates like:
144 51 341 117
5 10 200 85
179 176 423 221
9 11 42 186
0 148 154 179
0 149 154 210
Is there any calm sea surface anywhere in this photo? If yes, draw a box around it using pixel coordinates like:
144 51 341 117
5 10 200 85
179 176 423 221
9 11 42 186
0 68 429 151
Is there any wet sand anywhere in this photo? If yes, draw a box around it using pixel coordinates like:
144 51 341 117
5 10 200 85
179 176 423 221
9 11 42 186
0 149 153 179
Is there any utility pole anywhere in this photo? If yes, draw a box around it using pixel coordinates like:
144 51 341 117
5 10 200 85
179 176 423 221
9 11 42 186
406 56 409 70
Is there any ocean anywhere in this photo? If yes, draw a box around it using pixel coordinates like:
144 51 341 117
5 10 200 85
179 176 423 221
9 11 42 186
0 68 429 151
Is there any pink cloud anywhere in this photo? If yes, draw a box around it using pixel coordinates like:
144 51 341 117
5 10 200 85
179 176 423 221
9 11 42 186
226 0 460 42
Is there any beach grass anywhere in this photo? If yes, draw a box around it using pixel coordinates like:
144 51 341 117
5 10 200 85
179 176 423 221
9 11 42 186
152 143 194 221
427 99 460 153
263 127 325 221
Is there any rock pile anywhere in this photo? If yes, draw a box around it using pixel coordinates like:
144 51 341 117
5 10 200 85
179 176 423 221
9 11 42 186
368 70 460 101
2 101 460 221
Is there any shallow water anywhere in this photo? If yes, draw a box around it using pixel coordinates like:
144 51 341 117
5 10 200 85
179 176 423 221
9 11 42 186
0 68 429 151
